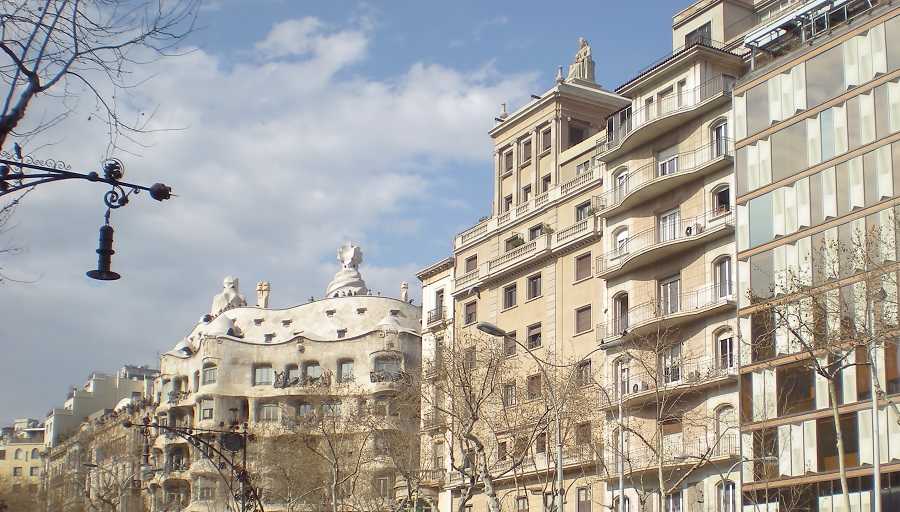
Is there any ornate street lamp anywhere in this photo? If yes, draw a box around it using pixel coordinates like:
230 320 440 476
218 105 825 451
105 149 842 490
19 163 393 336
122 417 264 512
0 148 172 281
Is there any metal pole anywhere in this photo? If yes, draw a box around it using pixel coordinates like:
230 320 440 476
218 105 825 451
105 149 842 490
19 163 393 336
618 395 625 512
241 426 248 512
869 299 882 512
556 404 563 512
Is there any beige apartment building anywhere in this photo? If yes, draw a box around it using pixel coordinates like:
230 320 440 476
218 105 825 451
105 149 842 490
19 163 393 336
0 419 44 489
419 2 900 512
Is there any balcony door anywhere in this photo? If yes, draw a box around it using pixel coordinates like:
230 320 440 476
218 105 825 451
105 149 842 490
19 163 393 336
613 294 629 333
712 121 728 158
659 275 681 315
659 209 681 243
660 343 682 384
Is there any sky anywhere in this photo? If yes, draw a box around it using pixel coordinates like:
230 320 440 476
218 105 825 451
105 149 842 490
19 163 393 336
0 0 676 425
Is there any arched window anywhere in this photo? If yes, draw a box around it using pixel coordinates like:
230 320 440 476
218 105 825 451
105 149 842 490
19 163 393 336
30 448 39 460
716 329 735 370
613 167 629 203
201 363 217 385
613 228 630 256
613 293 629 333
14 449 23 460
714 257 732 298
717 480 736 512
712 184 731 215
716 406 736 450
711 119 729 158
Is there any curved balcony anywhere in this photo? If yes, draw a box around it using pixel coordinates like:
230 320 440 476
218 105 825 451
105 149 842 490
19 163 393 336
454 165 602 250
594 140 733 218
597 356 738 412
595 210 734 280
597 281 735 347
602 432 738 479
421 410 446 432
597 74 735 162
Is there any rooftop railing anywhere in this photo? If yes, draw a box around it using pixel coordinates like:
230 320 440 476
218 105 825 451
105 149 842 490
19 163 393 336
616 40 743 93
600 75 735 154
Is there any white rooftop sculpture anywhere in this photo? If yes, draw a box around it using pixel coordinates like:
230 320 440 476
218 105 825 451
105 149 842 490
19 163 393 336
325 242 369 298
210 275 247 317
567 37 596 83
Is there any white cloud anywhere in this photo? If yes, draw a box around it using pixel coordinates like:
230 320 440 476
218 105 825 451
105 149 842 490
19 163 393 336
0 16 536 423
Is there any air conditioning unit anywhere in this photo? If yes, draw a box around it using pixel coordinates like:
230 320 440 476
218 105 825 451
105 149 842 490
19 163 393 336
630 379 649 393
685 222 704 236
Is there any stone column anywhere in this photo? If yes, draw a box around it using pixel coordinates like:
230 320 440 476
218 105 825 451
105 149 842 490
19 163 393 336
247 397 258 423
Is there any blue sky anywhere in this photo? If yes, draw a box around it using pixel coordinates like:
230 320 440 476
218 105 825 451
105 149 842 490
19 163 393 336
0 0 677 424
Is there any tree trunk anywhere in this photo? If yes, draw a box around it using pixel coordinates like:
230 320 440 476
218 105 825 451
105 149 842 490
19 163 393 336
828 379 852 512
657 422 666 512
330 465 339 512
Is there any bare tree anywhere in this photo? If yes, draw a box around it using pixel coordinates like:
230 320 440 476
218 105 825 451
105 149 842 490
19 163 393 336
0 474 43 512
744 214 900 511
0 0 199 152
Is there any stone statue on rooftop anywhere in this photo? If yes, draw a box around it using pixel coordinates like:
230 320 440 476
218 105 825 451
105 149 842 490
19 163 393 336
326 242 369 298
567 37 596 83
211 276 247 317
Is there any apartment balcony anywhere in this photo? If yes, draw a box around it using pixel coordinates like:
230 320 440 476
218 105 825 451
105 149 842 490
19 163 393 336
425 307 446 329
370 370 412 393
454 216 601 292
454 165 602 250
595 210 734 280
597 281 735 347
597 356 738 411
593 140 733 218
421 411 446 432
598 75 735 163
602 433 739 479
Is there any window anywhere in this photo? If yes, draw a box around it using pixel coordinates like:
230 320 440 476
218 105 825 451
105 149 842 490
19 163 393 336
664 491 683 512
14 449 22 460
717 481 736 512
657 146 678 176
253 365 274 386
535 432 547 454
660 343 682 383
502 382 517 407
374 357 401 378
433 443 445 470
498 441 508 460
575 422 591 445
659 275 681 315
464 255 477 273
527 323 542 349
12 467 22 477
712 121 729 157
776 362 815 415
685 21 711 46
286 364 300 381
541 128 552 152
541 174 552 193
527 374 542 400
202 364 217 385
529 224 544 240
806 45 844 108
575 305 592 334
504 151 514 173
503 333 516 356
297 402 314 417
658 208 681 242
29 467 38 477
338 360 354 382
374 475 393 498
200 399 214 420
614 168 629 202
576 159 591 175
613 293 629 333
575 253 591 281
614 228 629 254
464 301 477 325
569 124 587 146
522 184 532 202
713 186 730 214
322 401 341 416
717 331 735 369
503 284 517 309
503 194 514 212
30 449 38 460
522 139 532 163
527 273 542 299
305 362 322 380
464 348 476 370
612 496 630 512
575 201 592 221
198 487 214 500
259 403 279 422
576 360 592 387
518 496 530 512
577 488 591 512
